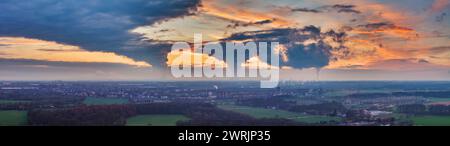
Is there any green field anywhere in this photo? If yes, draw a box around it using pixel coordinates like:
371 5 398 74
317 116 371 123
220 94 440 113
218 105 340 123
0 110 27 126
0 100 31 104
395 114 450 126
126 115 190 126
83 97 129 105
411 116 450 126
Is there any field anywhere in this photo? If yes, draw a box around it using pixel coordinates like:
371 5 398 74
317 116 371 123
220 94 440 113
411 116 450 126
218 105 341 123
126 115 190 126
0 110 28 126
83 97 129 105
395 114 450 126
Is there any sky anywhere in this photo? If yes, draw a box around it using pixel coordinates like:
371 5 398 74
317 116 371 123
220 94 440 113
0 0 449 81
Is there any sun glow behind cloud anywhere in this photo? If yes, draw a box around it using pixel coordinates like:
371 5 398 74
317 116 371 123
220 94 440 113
166 48 227 68
0 37 151 67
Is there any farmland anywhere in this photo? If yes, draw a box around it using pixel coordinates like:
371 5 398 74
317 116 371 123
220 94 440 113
0 110 27 126
218 105 341 123
411 116 450 126
126 115 190 126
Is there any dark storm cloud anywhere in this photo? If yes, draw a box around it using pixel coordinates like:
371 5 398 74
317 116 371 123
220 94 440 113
0 0 201 67
222 26 348 69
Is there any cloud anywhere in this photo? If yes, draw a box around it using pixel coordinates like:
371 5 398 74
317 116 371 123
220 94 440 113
427 46 450 54
200 0 292 27
418 59 430 63
432 0 450 12
351 22 419 39
0 37 151 67
365 58 449 71
325 4 361 14
291 4 360 14
0 0 201 67
241 56 278 69
226 19 274 29
291 8 322 13
356 23 413 32
222 26 348 69
436 12 447 22
166 49 227 68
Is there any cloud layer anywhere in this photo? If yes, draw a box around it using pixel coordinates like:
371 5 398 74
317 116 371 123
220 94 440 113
0 0 201 67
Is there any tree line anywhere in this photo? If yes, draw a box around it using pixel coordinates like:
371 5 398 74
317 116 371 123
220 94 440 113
27 102 306 126
237 97 347 116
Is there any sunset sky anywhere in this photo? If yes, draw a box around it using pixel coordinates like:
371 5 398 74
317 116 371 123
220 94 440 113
0 0 449 81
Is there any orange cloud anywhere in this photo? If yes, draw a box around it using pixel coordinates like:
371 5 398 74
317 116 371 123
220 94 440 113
0 37 151 67
363 3 407 22
328 35 450 70
350 23 419 39
166 48 227 68
200 0 293 27
241 56 278 69
326 35 415 70
166 47 280 69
